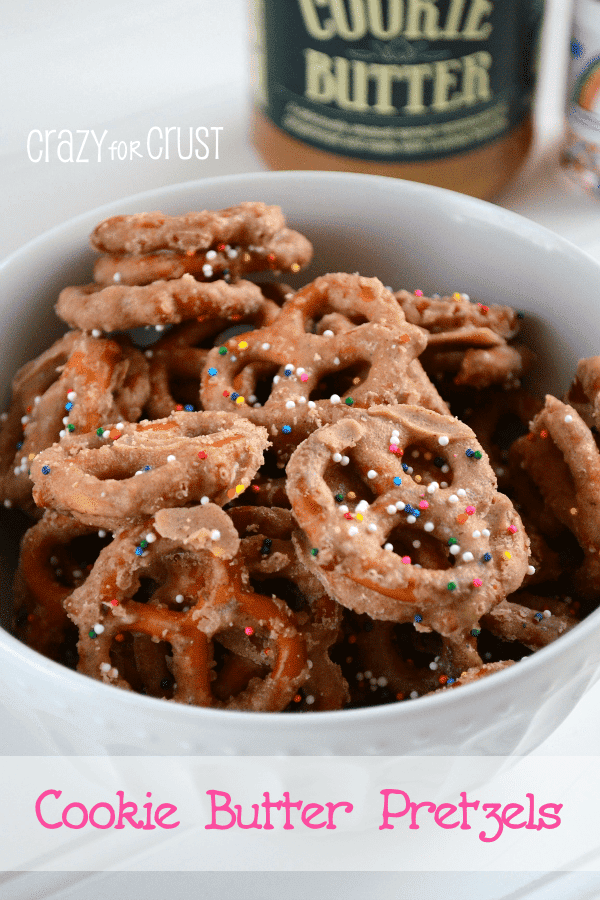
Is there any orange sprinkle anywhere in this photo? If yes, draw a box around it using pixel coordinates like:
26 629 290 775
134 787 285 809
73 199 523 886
457 512 468 524
438 675 448 685
109 429 122 440
540 429 548 439
227 488 236 499
399 334 411 343
115 633 124 642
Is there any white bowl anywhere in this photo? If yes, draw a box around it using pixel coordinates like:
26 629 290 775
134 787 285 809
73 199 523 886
1 171 599 756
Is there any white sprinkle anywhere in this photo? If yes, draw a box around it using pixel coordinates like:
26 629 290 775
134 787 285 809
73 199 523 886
332 452 342 463
21 415 29 425
424 522 434 532
543 609 551 618
115 422 124 430
34 396 42 404
450 545 461 555
13 467 20 476
145 349 154 359
407 515 416 524
112 272 122 283
100 662 111 673
462 293 470 301
175 594 184 603
438 435 449 446
441 464 450 474
429 661 438 670
356 500 369 512
273 375 280 384
339 505 349 513
440 481 448 488
410 690 419 699
91 329 102 338
482 528 491 538
202 264 213 278
59 430 66 438
167 454 176 462
62 416 69 425
72 569 83 579
67 391 77 401
296 368 305 376
341 455 350 466
284 363 295 371
145 533 156 543
457 488 467 498
395 501 405 511
565 414 573 423
448 494 458 504
227 247 238 259
427 482 438 494
305 694 315 705
462 552 474 562
330 394 341 404
93 623 105 635
333 357 340 366
386 505 397 515
155 324 164 332
407 466 414 475
377 676 388 687
367 469 377 479
527 565 536 575
205 250 217 260
348 526 359 536
384 543 393 551
3 499 12 508
472 530 481 538
322 330 334 337
211 530 221 541
367 523 377 533
200 496 209 505
230 355 237 362
285 400 296 409
262 343 271 350
308 400 316 408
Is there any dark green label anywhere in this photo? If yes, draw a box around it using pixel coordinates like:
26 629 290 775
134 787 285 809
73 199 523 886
255 0 542 162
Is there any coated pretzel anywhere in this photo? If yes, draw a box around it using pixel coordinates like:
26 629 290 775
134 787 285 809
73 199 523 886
66 505 309 710
31 411 269 529
287 405 530 671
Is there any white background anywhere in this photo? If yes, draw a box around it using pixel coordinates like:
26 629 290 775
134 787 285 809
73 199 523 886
2 0 600 897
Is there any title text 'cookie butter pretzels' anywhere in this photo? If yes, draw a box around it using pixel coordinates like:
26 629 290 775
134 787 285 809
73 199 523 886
30 411 269 530
0 331 149 513
201 273 447 419
229 506 348 710
511 391 600 598
287 405 530 673
395 289 534 390
66 505 309 710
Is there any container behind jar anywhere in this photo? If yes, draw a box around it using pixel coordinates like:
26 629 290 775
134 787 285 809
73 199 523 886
251 0 544 201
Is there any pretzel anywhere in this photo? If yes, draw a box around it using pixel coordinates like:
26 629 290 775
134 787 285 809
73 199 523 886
66 505 309 710
510 394 600 597
228 506 348 710
93 229 313 286
12 510 108 660
200 273 452 420
144 290 281 419
0 332 149 513
566 356 600 430
56 274 278 333
395 290 520 339
31 411 269 529
286 405 530 672
482 595 577 649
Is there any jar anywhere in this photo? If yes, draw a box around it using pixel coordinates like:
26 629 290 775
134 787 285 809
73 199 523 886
251 0 544 200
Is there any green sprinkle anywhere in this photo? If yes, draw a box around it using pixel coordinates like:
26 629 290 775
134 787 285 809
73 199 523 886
310 548 318 557
96 428 104 436
447 581 457 591
218 346 228 355
67 424 75 433
344 397 354 406
473 451 482 460
139 539 148 549
448 537 458 545
89 629 97 639
471 628 481 637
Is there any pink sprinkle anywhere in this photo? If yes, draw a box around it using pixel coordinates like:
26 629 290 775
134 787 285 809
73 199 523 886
465 505 476 515
414 289 423 297
401 556 411 565
473 578 483 587
244 626 254 636
508 524 518 534
389 444 399 453
418 500 429 509
300 373 309 382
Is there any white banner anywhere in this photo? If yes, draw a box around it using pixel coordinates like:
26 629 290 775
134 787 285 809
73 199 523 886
0 755 598 872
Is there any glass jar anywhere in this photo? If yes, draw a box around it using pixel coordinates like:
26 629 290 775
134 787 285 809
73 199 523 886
251 0 544 200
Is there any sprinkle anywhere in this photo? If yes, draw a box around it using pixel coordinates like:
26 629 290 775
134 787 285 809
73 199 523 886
330 394 341 404
472 530 481 538
260 538 272 555
135 547 144 556
198 451 207 459
449 545 460 556
167 454 176 462
534 612 544 622
345 397 354 406
89 629 97 639
231 392 239 401
457 489 466 498
508 524 518 534
145 533 156 543
448 494 458 504
401 556 411 565
473 451 482 460
384 543 393 551
465 449 475 458
414 614 422 622
200 496 209 505
367 523 377 533
341 456 350 466
245 626 254 636
447 581 457 591
235 396 245 405
322 330 334 337
310 548 318 557
424 522 434 532
402 463 409 472
41 465 51 475
211 530 221 541
235 484 245 494
438 435 449 446
565 414 573 423
284 368 293 377
395 501 405 511
504 551 512 559
386 505 396 515
282 425 291 434
207 367 218 376
482 553 492 562
418 500 429 509
462 552 474 562
348 526 359 536
333 453 342 463
527 565 536 575
218 346 227 355
64 402 73 412
414 289 423 296
285 400 296 409
482 528 490 538
202 264 213 277
238 340 248 350
473 578 483 587
393 476 402 486
426 483 438 494
91 329 101 338
184 404 194 412
367 470 377 479
471 627 481 636
465 505 476 515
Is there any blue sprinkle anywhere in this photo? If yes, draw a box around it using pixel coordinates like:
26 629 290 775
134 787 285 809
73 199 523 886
402 463 409 472
231 392 239 401
465 449 475 458
41 465 51 475
16 442 22 450
482 553 492 562
143 465 152 471
447 678 456 685
135 547 144 556
284 368 293 377
282 425 291 434
534 612 544 622
414 614 422 623
207 367 218 377
184 404 194 412
393 476 402 486
65 402 73 411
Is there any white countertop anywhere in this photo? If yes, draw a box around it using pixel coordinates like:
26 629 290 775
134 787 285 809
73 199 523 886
1 0 599 895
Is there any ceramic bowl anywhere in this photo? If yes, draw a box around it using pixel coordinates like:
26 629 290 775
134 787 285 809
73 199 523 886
1 171 599 755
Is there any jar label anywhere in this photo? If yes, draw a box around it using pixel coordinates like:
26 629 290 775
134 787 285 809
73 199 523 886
255 0 542 162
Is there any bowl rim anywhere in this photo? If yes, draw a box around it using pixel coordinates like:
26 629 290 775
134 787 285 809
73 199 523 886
2 168 599 727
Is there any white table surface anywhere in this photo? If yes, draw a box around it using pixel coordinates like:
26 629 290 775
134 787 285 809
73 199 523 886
2 1 600 896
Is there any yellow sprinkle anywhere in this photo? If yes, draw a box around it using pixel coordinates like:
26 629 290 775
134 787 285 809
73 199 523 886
238 340 248 350
291 263 300 272
28 453 35 460
235 484 245 494
453 292 461 301
235 396 245 405
504 551 512 559
356 513 363 521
